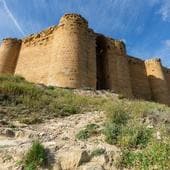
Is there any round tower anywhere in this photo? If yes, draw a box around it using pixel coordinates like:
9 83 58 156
0 38 22 74
145 58 170 105
48 13 96 89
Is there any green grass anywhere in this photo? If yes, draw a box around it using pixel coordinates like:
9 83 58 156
0 74 106 123
23 140 47 170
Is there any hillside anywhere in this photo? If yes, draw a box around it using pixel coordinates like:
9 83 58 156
0 75 170 170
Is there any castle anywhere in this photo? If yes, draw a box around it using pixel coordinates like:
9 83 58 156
0 13 170 105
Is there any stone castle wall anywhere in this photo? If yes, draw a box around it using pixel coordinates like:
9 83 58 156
15 26 56 84
0 13 170 105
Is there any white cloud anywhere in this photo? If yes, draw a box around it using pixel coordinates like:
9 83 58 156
0 0 25 36
164 39 170 47
159 0 170 22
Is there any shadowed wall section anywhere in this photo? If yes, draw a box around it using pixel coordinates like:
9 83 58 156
128 56 151 100
96 35 117 90
145 59 170 105
114 41 133 98
0 38 21 74
96 35 132 98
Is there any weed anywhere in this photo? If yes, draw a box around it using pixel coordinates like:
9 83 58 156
102 123 121 145
23 140 47 170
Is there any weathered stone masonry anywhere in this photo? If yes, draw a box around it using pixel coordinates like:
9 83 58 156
0 13 170 105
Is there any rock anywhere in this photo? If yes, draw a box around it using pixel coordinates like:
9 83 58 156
4 129 15 137
91 154 109 166
78 163 104 170
59 149 90 170
53 162 62 170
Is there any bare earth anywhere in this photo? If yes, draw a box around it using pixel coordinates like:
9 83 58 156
0 111 120 170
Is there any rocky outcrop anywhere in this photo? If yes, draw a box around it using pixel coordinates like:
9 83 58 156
0 111 119 170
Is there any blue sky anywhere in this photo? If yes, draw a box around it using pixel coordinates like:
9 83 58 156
0 0 170 67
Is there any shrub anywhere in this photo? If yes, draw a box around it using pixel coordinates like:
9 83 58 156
118 123 153 149
102 123 121 145
76 124 100 140
23 140 47 170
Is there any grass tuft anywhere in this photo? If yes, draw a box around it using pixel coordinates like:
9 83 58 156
23 140 47 170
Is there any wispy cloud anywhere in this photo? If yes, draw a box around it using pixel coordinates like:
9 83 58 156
164 39 170 47
0 0 25 36
159 0 170 22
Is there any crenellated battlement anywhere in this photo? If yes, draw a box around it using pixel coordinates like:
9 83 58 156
0 13 170 106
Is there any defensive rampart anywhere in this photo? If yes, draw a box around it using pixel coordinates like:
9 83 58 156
0 13 170 105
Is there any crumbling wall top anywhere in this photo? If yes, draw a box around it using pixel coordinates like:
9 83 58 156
22 25 57 47
128 55 144 64
59 13 88 27
1 38 22 45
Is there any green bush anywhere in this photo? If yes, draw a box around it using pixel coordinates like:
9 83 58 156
118 123 153 149
76 124 100 141
102 123 121 145
23 140 47 170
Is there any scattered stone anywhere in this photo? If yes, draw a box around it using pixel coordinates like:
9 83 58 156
59 149 90 170
4 129 15 138
78 163 104 170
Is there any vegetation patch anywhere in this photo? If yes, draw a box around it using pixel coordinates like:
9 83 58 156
76 124 100 140
118 140 170 169
23 140 47 170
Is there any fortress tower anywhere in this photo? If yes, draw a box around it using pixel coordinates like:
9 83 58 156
0 38 21 74
145 58 170 105
48 14 96 89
